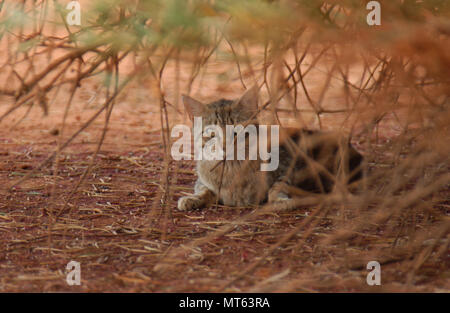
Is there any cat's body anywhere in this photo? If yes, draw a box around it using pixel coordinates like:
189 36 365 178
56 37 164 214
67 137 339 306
177 87 363 210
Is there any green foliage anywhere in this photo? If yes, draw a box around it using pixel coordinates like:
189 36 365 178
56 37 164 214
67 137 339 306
0 6 30 35
1 0 449 56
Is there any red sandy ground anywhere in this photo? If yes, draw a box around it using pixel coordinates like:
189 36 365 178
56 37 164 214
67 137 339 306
0 63 448 292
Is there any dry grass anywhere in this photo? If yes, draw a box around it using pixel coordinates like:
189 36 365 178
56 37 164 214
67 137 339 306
0 0 448 292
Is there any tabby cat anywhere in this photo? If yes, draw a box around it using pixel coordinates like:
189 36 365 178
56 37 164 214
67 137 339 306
177 87 363 210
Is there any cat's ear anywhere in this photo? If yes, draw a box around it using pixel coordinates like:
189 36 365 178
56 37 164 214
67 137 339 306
233 85 259 116
182 95 204 121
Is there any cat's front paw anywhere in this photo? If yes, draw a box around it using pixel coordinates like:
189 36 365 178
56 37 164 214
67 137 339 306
268 192 297 210
177 195 204 211
268 192 291 203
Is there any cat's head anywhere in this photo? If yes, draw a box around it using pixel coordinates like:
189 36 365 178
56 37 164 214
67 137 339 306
181 87 276 165
182 86 259 127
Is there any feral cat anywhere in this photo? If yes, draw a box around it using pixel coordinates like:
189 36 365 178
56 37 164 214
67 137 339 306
177 86 363 210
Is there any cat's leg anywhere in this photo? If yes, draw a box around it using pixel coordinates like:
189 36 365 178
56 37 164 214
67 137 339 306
177 179 216 210
267 181 291 203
